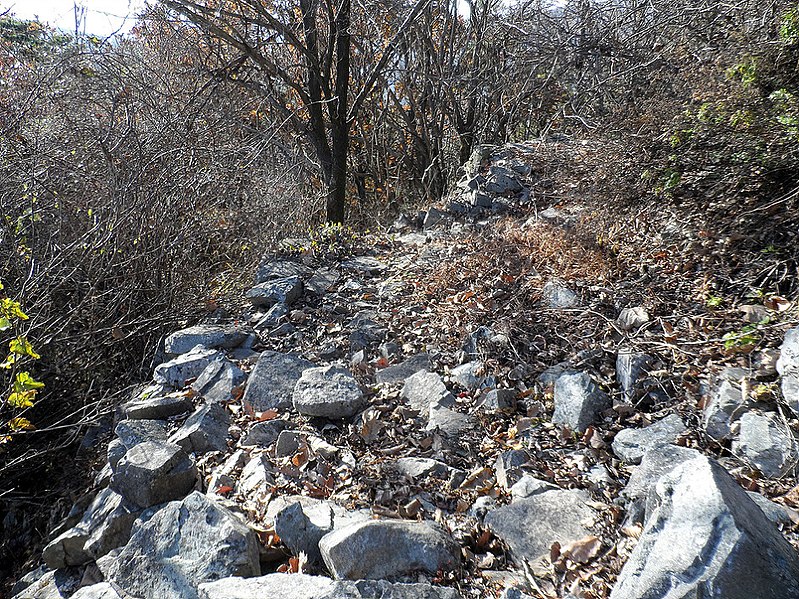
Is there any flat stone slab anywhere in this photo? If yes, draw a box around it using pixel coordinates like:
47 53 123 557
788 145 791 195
484 489 598 564
153 347 223 388
612 414 687 464
191 360 245 404
393 457 453 480
320 520 459 580
293 365 366 419
375 353 432 385
247 276 303 308
198 574 461 599
124 393 194 420
242 351 313 411
164 325 247 355
168 402 230 455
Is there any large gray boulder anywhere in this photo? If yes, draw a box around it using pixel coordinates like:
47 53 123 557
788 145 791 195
169 402 230 454
293 365 366 419
71 583 125 599
319 520 459 580
112 492 260 599
110 441 197 508
242 351 313 411
612 414 686 465
191 359 246 404
621 444 701 508
164 325 247 355
484 489 598 565
610 455 799 599
198 574 461 599
552 372 610 432
731 411 797 478
153 347 223 387
778 326 799 414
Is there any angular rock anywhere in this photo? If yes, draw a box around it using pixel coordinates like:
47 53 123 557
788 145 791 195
124 392 195 420
703 376 755 441
494 450 528 490
616 350 653 403
552 372 610 432
255 259 311 285
778 326 799 414
241 419 288 447
427 404 472 437
401 371 455 414
610 456 799 599
485 489 598 564
253 303 288 332
80 488 139 559
375 353 431 385
305 268 339 295
542 281 578 309
449 360 485 390
292 365 366 419
207 449 246 495
11 569 82 599
476 388 517 412
236 454 275 497
71 583 125 599
110 440 197 509
191 359 246 404
319 520 459 580
169 402 230 454
616 307 650 331
732 411 797 478
42 526 91 569
112 492 260 599
621 444 701 508
510 474 558 501
274 429 307 457
537 362 573 389
246 275 303 308
242 351 313 411
153 347 223 388
340 256 385 275
485 166 522 194
393 457 452 480
164 325 247 355
612 414 686 465
198 574 461 599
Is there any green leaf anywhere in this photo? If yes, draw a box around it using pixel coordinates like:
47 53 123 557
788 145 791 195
7 390 35 408
13 371 44 392
9 337 40 359
0 317 11 331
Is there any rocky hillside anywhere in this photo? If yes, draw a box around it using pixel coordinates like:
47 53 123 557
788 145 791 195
10 140 799 599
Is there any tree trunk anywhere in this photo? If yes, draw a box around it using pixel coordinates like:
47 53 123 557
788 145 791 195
326 0 351 224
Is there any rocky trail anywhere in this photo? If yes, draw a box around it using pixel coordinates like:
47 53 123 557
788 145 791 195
11 140 799 599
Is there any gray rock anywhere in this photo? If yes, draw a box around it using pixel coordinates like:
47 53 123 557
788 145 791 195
401 371 454 414
153 347 224 388
612 414 687 464
242 351 313 411
305 268 339 295
449 361 485 390
124 393 195 420
610 455 799 599
484 489 598 564
191 359 246 404
207 449 246 495
616 351 653 403
107 439 126 470
255 259 311 284
375 353 432 385
240 418 288 447
236 454 275 497
292 365 366 419
340 257 385 275
500 589 534 599
319 520 459 580
254 303 288 332
394 457 453 480
510 474 558 500
164 325 247 355
42 526 91 569
537 362 573 389
70 583 124 598
703 377 755 441
748 491 799 525
485 166 522 194
494 450 528 490
169 402 230 454
732 411 797 477
552 372 610 432
542 281 578 309
427 404 472 436
274 429 307 457
110 441 197 508
616 307 650 331
423 207 446 229
10 569 82 599
82 489 140 559
115 419 168 448
778 326 799 414
198 574 461 599
621 444 701 507
476 389 517 411
112 492 260 599
247 276 303 308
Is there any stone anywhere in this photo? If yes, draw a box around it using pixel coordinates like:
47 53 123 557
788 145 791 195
542 281 578 309
611 414 687 464
169 402 230 454
485 166 522 194
319 520 459 580
394 457 452 480
537 362 573 389
449 360 485 390
246 276 303 308
621 444 702 508
401 370 454 414
754 348 781 378
552 372 610 432
207 449 246 494
115 419 168 448
732 411 797 477
240 419 288 447
340 256 385 275
500 589 534 599
153 347 224 388
255 259 311 284
71 583 124 599
494 450 528 490
305 268 339 295
427 404 472 437
616 307 650 331
107 439 126 470
164 325 247 355
703 377 755 441
510 474 558 501
610 456 799 599
748 491 799 525
124 392 195 419
81 488 139 559
274 429 307 457
42 526 92 569
375 353 432 385
11 569 82 599
423 207 446 229
778 326 799 414
485 489 598 564
616 351 654 403
237 454 275 497
110 440 197 508
242 351 313 411
254 303 288 332
191 359 246 404
476 389 516 411
292 365 366 419
111 492 260 599
198 574 461 599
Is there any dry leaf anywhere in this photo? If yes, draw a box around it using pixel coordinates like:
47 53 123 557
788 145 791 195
561 535 602 564
215 485 234 495
257 409 279 421
765 295 791 312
